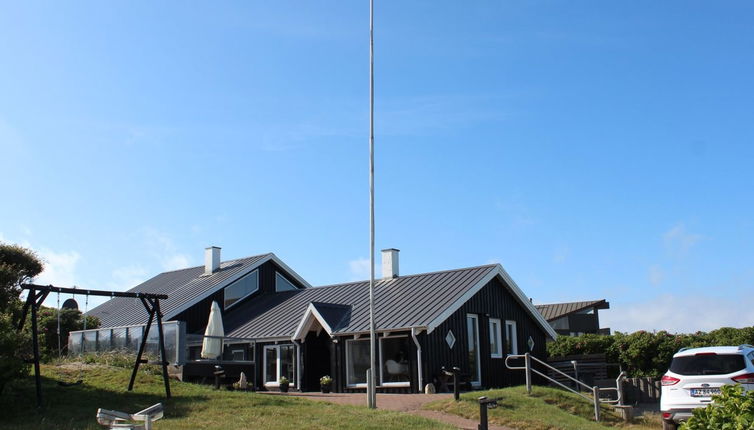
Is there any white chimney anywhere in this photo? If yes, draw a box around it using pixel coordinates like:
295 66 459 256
205 246 221 275
381 248 400 279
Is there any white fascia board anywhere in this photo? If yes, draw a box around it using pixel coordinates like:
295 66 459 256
292 303 333 341
425 265 558 340
270 254 313 289
495 265 558 340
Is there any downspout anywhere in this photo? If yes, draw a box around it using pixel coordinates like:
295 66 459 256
293 339 302 391
411 327 423 393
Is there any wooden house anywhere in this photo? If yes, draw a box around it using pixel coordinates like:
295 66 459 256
88 247 557 392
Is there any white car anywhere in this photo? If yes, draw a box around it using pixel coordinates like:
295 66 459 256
660 345 754 430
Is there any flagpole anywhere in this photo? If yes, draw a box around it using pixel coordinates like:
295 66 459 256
368 0 377 410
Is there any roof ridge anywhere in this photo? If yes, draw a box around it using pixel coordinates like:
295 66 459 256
156 253 273 275
310 263 498 290
535 299 604 307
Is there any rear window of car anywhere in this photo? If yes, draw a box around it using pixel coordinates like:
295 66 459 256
670 354 746 376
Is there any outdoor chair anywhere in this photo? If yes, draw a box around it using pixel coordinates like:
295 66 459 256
96 403 164 430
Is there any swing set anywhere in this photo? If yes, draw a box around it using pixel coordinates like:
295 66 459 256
17 283 170 408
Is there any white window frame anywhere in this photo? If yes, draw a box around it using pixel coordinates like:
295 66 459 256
224 269 259 310
263 344 296 387
379 335 411 387
505 320 518 355
467 314 481 386
275 272 298 292
489 318 503 358
345 338 370 388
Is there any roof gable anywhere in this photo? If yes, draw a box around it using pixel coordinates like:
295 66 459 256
89 253 310 328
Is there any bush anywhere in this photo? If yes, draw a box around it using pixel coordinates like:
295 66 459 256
37 306 99 360
547 327 754 378
682 384 754 429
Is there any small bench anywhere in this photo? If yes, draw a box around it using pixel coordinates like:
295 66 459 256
96 403 164 430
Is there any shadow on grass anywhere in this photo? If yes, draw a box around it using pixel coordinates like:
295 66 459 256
1 373 208 430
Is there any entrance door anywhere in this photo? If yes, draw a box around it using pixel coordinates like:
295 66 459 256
304 331 332 391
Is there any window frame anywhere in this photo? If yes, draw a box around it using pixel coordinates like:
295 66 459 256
345 338 370 388
275 272 298 292
489 318 503 358
379 336 411 387
505 320 518 356
467 314 481 386
223 269 259 310
263 344 296 387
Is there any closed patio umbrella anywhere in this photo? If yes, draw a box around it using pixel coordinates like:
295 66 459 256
201 301 224 359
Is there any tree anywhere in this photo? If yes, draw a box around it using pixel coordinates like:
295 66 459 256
0 242 43 394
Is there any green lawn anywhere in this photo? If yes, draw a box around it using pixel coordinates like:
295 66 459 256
424 386 661 430
0 364 452 430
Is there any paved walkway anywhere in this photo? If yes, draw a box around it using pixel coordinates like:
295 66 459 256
262 392 514 430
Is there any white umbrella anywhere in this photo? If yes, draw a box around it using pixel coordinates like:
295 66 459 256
201 301 224 359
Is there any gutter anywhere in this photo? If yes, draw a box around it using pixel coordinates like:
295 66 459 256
411 327 424 393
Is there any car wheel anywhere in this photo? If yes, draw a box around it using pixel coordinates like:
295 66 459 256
662 420 678 430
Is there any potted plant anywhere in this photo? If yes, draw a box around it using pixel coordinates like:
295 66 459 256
320 375 332 393
279 376 290 393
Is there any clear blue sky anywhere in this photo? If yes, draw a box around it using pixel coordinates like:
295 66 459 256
2 1 753 333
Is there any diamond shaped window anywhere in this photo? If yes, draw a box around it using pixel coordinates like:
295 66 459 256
445 330 456 349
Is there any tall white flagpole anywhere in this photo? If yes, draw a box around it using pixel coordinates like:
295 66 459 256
368 0 377 410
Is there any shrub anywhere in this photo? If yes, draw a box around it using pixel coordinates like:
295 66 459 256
682 384 754 429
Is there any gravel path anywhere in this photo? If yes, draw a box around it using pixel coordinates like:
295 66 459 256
263 392 515 430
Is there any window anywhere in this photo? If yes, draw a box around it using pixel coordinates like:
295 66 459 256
224 270 259 309
489 318 503 358
275 272 298 292
467 314 481 385
229 344 247 361
263 344 295 386
380 337 410 386
346 339 371 387
505 320 518 355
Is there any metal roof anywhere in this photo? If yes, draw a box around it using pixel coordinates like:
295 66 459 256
534 299 609 321
89 254 272 327
225 264 557 340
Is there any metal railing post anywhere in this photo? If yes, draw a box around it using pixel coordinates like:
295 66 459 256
593 386 601 422
524 353 532 395
478 396 488 430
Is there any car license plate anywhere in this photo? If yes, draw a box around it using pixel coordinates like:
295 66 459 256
690 388 721 397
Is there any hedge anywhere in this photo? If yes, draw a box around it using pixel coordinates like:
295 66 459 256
547 327 754 377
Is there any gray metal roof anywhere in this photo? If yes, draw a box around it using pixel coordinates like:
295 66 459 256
89 254 272 327
535 299 609 321
225 264 499 339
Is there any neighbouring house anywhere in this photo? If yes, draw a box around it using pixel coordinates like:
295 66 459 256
534 299 610 337
78 247 557 393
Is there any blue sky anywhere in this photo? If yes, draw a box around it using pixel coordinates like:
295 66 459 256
1 1 753 333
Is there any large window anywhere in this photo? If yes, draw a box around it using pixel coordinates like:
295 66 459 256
489 318 503 358
467 314 481 385
263 344 295 386
275 272 298 292
346 339 371 387
380 336 410 386
505 320 518 355
224 270 259 309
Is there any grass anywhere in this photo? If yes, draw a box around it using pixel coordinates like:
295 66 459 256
424 385 662 430
0 363 453 430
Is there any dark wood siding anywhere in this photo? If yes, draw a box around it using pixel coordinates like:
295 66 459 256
172 289 225 334
421 276 548 389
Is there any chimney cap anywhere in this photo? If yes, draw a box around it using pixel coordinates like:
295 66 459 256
381 248 400 252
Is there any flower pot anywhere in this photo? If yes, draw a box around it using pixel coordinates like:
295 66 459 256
279 382 290 393
321 384 331 393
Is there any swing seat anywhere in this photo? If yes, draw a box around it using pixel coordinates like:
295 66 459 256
57 379 83 387
96 403 164 430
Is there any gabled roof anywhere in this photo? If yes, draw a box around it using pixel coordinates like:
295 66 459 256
225 264 558 340
292 302 351 340
89 253 310 328
534 299 609 321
